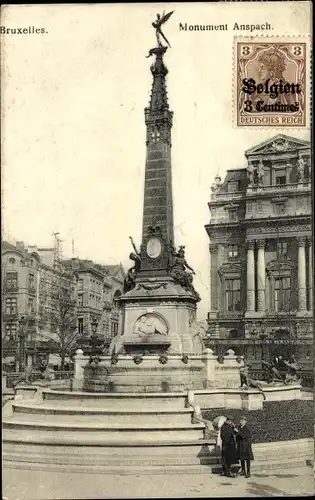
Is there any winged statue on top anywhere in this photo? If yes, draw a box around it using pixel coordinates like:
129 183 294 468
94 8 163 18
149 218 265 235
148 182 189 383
152 10 174 48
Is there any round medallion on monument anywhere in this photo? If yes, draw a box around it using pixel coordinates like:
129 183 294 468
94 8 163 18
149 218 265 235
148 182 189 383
146 237 162 259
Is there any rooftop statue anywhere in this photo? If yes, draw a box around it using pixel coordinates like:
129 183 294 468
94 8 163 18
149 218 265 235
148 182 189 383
152 10 174 48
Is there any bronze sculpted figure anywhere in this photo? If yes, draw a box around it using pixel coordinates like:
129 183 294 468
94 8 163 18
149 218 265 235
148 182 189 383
262 360 283 383
152 11 174 48
169 245 197 293
283 358 301 385
124 236 142 292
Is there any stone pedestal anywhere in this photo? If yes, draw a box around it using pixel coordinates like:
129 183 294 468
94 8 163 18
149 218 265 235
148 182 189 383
118 276 199 357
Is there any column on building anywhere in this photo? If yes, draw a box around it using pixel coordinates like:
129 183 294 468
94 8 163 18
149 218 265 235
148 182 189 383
246 240 256 312
257 239 266 312
297 236 307 311
308 238 313 311
209 244 218 310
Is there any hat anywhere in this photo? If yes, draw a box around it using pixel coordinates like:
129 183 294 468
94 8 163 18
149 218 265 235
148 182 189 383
226 415 234 421
240 415 248 421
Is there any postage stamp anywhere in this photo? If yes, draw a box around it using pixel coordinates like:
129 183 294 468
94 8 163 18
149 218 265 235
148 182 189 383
234 37 310 128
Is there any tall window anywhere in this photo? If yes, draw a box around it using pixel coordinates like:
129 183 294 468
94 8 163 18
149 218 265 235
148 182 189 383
228 245 239 259
78 318 84 334
6 272 18 290
104 320 110 336
5 297 17 315
225 279 241 312
228 209 238 221
228 181 238 193
274 277 291 312
77 294 83 307
277 241 288 260
28 273 35 290
247 201 253 213
5 322 17 340
28 297 34 313
77 279 83 291
275 170 286 185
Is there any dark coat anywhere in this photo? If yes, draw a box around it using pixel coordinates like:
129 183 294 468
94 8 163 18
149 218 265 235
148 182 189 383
236 424 254 461
220 422 238 464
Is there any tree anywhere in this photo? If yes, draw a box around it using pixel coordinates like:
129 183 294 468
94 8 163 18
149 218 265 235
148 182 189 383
40 270 79 370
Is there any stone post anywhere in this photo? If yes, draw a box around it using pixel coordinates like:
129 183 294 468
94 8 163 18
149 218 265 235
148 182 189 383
202 348 215 388
246 241 256 312
309 240 313 311
257 240 266 312
72 349 86 390
298 237 307 311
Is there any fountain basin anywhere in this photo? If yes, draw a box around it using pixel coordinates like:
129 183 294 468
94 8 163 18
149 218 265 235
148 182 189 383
84 355 205 393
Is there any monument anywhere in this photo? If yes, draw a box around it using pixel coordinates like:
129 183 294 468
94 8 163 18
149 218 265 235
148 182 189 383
86 10 206 392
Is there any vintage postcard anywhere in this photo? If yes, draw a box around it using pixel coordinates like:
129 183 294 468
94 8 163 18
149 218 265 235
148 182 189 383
1 2 313 500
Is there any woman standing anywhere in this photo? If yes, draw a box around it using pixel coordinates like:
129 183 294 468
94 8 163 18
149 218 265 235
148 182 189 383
236 416 254 478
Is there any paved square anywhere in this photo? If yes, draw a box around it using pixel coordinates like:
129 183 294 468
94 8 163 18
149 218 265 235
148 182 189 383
3 466 313 499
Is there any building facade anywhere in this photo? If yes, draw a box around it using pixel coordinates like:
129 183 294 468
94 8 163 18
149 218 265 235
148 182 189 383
205 134 312 368
63 259 124 342
2 240 125 367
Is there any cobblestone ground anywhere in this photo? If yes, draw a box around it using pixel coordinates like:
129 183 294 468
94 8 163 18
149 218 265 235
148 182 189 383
2 466 314 499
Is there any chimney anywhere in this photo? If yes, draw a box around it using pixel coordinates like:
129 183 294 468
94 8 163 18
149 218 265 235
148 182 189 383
16 241 25 252
28 245 38 254
71 257 80 270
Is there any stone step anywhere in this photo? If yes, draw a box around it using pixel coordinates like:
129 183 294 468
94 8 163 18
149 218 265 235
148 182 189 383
3 421 205 445
11 403 194 425
3 448 311 467
3 439 310 458
2 440 216 457
41 390 187 410
2 456 310 475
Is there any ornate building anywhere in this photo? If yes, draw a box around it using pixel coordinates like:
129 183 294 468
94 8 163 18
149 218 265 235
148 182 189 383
205 134 312 368
63 259 124 341
2 240 125 368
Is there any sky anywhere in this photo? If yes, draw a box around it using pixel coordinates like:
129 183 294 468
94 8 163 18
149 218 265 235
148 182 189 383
1 2 311 318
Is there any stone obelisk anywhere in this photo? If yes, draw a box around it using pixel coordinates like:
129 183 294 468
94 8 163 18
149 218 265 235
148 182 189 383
117 17 200 357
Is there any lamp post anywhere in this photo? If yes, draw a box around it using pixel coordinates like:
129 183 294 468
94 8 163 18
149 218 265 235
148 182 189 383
260 332 267 361
17 316 27 372
90 318 99 356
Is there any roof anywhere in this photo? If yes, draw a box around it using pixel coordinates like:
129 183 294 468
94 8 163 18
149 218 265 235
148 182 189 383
1 240 25 256
245 134 311 156
105 264 121 276
2 241 18 252
61 259 124 279
220 168 247 192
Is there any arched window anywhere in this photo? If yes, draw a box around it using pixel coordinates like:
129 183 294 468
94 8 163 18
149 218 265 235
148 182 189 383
229 328 240 339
